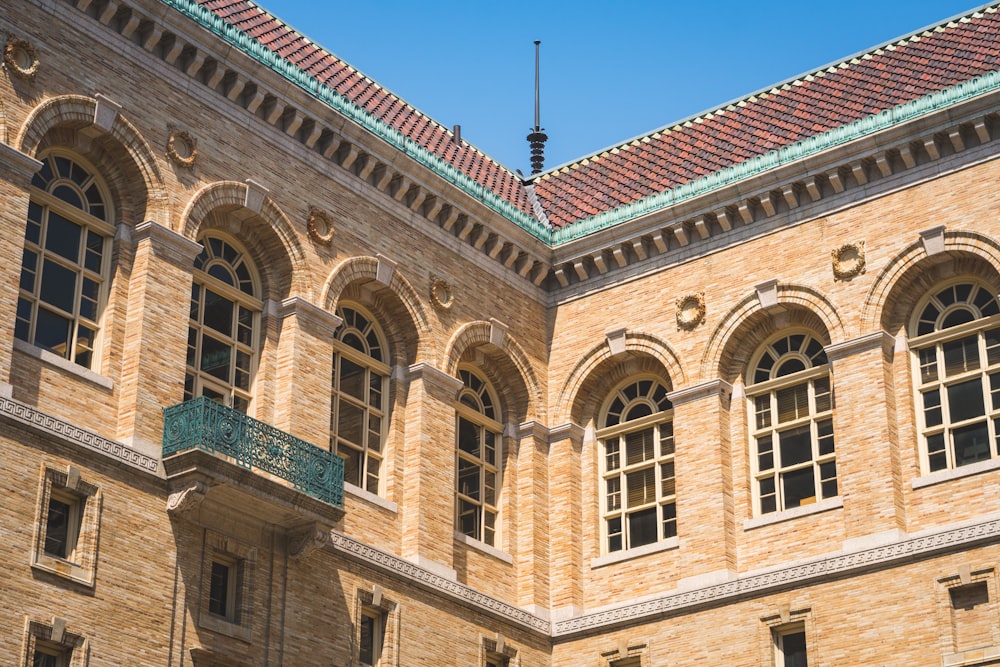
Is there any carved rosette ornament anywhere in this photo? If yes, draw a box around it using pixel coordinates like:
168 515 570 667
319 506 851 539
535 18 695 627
675 292 706 330
166 128 198 168
430 276 453 310
4 36 38 80
306 207 334 246
831 240 866 280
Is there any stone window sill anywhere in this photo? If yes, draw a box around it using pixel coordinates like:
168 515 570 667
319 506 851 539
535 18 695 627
743 496 843 531
344 482 398 513
454 532 513 564
591 537 679 569
14 339 114 391
913 457 1000 490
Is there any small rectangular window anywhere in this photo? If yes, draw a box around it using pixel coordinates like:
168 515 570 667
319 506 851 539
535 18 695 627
43 490 83 560
33 467 101 586
208 558 241 622
199 531 255 641
775 627 808 667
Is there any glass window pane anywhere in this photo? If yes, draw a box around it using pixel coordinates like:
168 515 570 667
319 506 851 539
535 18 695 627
627 507 657 548
39 260 77 313
203 289 234 336
625 428 654 465
339 357 366 400
626 468 655 508
923 389 943 427
782 467 816 509
337 400 365 446
200 335 232 381
776 384 809 423
779 425 813 466
953 422 991 467
458 418 480 457
44 211 82 261
943 335 980 376
34 307 72 356
457 458 480 500
948 379 986 423
341 446 362 486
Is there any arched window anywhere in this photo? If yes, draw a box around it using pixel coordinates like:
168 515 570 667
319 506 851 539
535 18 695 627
184 236 260 413
910 281 1000 473
747 333 836 515
598 378 674 553
455 367 502 547
331 305 389 494
15 154 113 369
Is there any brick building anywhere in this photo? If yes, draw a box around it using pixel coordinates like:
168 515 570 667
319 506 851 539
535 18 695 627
3 1 1000 665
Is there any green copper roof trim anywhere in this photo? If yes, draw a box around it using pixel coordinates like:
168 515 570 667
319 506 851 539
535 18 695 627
158 0 549 240
551 68 1000 245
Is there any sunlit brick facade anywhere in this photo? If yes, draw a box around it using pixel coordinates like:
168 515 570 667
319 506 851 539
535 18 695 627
3 1 1000 665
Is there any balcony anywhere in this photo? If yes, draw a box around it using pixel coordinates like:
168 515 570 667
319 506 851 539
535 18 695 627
162 397 344 526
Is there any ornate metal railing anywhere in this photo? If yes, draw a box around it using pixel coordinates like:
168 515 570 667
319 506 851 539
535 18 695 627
163 396 343 508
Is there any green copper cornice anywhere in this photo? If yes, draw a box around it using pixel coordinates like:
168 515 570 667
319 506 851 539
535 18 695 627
158 0 549 240
551 68 1000 245
159 0 999 249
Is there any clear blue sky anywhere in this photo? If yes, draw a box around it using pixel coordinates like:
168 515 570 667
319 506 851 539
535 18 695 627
258 0 985 174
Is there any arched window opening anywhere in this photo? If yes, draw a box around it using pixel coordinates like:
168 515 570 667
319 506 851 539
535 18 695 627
455 367 502 547
748 333 836 515
331 305 389 495
910 281 1000 473
16 154 113 369
184 236 260 413
598 378 674 553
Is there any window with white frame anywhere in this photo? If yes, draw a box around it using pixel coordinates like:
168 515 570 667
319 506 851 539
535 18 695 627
358 607 385 666
773 625 809 667
355 586 398 667
748 333 836 515
455 367 502 547
184 236 260 414
16 153 113 370
910 281 1000 473
199 531 255 641
599 378 675 553
331 305 389 494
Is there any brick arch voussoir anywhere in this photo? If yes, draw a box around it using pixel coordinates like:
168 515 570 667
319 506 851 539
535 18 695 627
444 321 543 423
862 231 1000 333
17 95 168 223
323 256 431 361
555 332 683 425
701 283 844 383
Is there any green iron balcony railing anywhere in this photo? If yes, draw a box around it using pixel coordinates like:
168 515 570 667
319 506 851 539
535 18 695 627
163 396 343 508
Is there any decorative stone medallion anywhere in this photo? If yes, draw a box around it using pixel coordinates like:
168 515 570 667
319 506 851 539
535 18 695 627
430 276 453 310
306 207 334 246
831 240 866 280
166 128 197 168
676 292 706 330
4 36 38 80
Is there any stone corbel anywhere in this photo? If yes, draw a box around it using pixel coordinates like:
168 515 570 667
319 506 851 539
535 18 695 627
288 523 331 559
166 480 209 516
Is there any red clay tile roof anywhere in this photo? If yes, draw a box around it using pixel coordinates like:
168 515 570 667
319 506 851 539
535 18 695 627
195 2 1000 233
195 0 534 217
533 7 1000 228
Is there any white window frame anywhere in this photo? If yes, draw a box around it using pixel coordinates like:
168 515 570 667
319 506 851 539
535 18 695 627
773 623 809 667
32 466 102 587
332 304 390 495
455 367 503 548
909 281 1000 475
16 152 113 371
185 235 261 414
747 332 837 516
597 377 675 554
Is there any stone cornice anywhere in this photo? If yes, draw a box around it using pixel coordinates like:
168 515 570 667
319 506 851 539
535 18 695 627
406 362 463 396
548 422 586 443
278 296 343 342
0 395 159 473
551 514 1000 637
824 330 895 361
132 220 202 268
328 530 551 635
666 379 733 407
0 142 42 182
